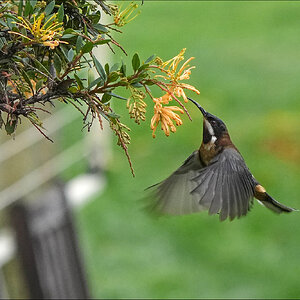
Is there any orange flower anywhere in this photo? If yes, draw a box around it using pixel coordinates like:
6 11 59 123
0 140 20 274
151 96 184 138
155 48 200 103
43 40 60 49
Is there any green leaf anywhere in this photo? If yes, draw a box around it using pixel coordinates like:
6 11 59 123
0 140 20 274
138 63 150 71
62 34 76 39
18 0 24 16
93 24 108 33
107 71 119 83
107 92 127 101
89 12 101 24
131 82 143 88
32 57 51 76
94 39 110 46
101 93 112 103
88 69 94 88
68 86 78 93
57 3 64 22
21 69 34 94
120 61 126 76
53 53 62 74
105 63 109 75
44 1 55 16
30 0 37 10
76 36 83 53
145 54 156 64
5 120 17 135
92 55 107 81
110 63 119 72
36 79 44 91
107 111 120 119
67 49 74 62
132 53 140 72
74 73 84 90
81 42 94 54
24 1 33 17
63 28 75 34
88 77 103 90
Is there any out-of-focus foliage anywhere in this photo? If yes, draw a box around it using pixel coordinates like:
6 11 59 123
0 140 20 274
0 0 200 174
76 2 300 298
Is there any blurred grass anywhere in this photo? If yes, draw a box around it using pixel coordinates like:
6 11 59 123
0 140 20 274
75 2 300 298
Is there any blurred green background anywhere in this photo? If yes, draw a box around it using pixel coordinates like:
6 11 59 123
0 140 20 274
75 2 300 298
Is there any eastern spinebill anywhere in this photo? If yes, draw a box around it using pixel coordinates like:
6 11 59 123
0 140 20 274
147 98 296 221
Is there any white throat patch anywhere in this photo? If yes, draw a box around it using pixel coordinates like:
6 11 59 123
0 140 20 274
205 119 215 135
210 136 217 143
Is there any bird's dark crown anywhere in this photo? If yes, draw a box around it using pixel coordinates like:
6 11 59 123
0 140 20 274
188 97 228 144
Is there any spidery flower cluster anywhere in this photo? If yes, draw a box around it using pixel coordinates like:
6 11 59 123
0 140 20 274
9 13 67 49
149 48 200 138
0 1 201 175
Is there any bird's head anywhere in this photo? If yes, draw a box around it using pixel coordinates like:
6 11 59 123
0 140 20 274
188 97 228 144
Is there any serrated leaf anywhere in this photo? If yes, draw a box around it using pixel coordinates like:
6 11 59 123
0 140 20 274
81 42 94 54
67 48 74 62
74 73 84 90
145 54 156 64
57 3 64 22
132 53 140 72
76 36 83 53
53 53 61 74
92 55 107 81
44 1 55 16
88 77 103 90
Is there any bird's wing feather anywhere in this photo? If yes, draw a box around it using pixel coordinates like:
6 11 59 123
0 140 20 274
147 151 207 215
192 148 255 220
147 148 255 221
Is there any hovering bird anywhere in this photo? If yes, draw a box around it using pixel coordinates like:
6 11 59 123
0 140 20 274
148 98 296 221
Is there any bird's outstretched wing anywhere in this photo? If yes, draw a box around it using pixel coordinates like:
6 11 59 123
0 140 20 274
146 151 207 215
147 148 256 221
191 148 255 221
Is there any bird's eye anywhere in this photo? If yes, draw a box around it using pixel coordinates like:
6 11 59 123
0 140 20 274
210 120 217 126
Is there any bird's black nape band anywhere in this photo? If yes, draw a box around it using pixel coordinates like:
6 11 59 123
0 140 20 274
187 97 207 117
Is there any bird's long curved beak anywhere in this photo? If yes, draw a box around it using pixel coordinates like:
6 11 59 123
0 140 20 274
187 97 207 117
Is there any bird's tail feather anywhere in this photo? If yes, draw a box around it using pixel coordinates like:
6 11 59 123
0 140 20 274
261 193 296 214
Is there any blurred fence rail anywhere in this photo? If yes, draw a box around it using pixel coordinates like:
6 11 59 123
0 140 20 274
0 103 109 299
